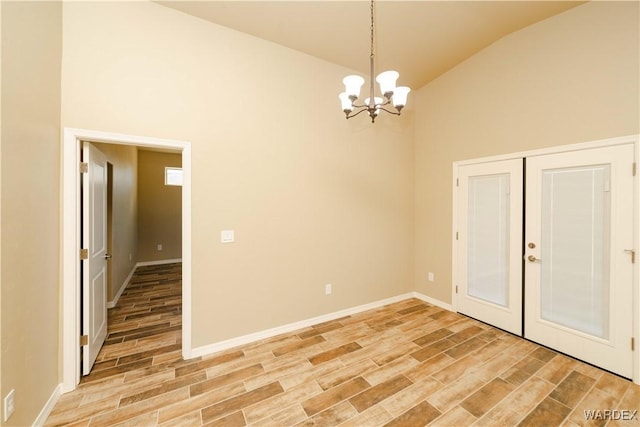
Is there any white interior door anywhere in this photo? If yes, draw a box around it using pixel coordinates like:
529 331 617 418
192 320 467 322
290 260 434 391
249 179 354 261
524 144 634 378
82 142 108 375
457 159 523 335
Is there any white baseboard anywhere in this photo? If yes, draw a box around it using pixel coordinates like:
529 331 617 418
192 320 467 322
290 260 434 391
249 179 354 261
190 292 454 358
107 265 137 309
136 258 182 267
33 383 61 427
412 291 453 311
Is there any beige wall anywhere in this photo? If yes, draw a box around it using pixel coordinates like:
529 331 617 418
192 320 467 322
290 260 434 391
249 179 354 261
61 1 414 347
0 2 62 425
414 1 640 304
93 143 138 302
137 150 182 262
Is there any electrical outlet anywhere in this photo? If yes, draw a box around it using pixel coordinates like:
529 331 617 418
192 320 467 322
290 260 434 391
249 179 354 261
4 389 14 422
157 244 163 251
428 272 434 282
325 283 332 295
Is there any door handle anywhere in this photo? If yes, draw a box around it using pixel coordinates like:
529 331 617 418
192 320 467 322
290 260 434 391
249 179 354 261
527 255 541 263
104 253 112 260
624 249 635 264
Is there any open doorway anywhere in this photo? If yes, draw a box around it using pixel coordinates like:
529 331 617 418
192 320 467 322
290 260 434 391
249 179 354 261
62 128 192 392
80 142 184 376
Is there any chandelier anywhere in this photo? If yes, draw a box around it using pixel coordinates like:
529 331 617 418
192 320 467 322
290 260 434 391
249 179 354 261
338 0 410 123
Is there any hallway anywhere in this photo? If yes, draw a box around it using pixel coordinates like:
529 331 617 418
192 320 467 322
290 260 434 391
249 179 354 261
87 262 183 383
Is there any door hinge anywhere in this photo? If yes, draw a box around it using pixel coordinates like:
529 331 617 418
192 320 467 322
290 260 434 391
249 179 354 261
456 285 458 294
633 162 636 177
632 337 635 351
625 249 635 264
456 178 459 187
80 335 88 346
80 248 89 260
80 162 89 174
456 232 459 240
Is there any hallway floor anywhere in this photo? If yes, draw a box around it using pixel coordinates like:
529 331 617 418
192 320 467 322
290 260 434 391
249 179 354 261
46 263 640 426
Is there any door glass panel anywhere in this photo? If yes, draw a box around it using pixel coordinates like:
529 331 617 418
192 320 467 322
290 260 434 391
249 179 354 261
467 174 510 307
540 165 610 339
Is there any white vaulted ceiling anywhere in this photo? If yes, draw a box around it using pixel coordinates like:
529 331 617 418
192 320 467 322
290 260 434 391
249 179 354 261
157 1 584 90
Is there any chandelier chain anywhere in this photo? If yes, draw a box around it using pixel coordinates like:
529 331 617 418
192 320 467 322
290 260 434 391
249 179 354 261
370 0 375 59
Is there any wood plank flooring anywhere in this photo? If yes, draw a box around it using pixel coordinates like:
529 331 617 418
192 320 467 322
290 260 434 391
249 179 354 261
46 262 640 426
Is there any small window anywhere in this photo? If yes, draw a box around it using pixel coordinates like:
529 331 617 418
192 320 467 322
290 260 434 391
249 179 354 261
165 167 183 186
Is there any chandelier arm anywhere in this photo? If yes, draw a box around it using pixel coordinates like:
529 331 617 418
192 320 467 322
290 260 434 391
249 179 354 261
346 107 373 119
350 101 370 109
377 107 401 116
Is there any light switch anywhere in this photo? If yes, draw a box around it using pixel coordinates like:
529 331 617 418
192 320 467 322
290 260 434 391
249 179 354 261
221 230 235 243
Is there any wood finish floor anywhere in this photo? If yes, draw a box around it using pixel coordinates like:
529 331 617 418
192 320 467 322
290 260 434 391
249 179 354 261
47 262 640 426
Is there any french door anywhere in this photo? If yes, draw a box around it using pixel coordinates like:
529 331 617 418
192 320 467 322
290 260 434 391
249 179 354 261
524 144 634 378
457 159 523 335
456 143 635 378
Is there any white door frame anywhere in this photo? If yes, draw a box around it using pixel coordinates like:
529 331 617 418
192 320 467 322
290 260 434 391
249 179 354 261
451 134 640 384
61 127 192 392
